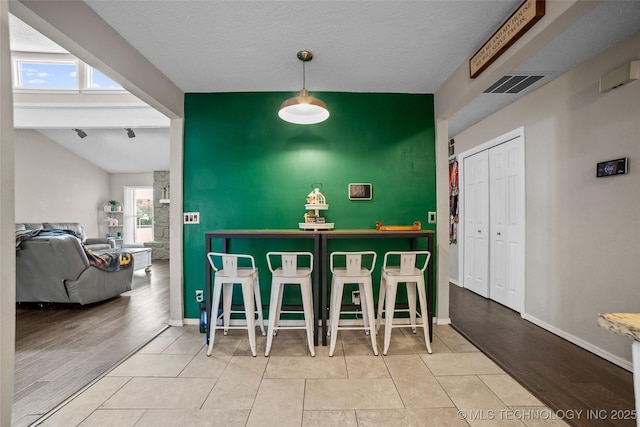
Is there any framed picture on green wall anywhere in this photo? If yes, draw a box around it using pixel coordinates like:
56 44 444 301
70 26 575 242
348 183 372 200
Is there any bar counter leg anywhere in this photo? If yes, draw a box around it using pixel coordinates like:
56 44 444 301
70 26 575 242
313 234 320 346
205 235 212 345
321 235 328 346
427 236 434 342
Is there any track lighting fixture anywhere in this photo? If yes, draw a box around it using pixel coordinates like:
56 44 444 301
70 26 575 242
73 128 87 138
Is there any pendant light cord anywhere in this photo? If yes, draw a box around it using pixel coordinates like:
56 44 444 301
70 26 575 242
302 59 306 90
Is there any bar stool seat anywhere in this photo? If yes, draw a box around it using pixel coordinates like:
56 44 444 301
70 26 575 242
376 250 432 356
328 251 378 356
265 252 315 357
206 252 266 357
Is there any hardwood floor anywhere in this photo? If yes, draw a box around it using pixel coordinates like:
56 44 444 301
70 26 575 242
12 260 170 427
450 283 636 427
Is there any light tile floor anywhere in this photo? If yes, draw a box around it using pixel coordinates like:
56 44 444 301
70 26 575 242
42 325 568 426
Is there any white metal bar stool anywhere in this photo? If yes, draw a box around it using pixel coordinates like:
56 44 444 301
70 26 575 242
376 250 432 356
206 252 266 357
265 252 315 357
328 251 378 357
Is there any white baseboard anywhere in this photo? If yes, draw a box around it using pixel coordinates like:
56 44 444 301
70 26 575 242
449 279 461 287
182 318 198 326
436 317 452 325
522 313 632 372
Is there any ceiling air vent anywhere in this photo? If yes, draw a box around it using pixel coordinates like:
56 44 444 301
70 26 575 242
484 74 545 94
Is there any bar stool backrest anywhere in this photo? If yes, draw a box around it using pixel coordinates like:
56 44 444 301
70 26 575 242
207 252 256 277
330 251 377 276
382 251 431 275
281 253 297 276
345 253 362 276
266 251 314 277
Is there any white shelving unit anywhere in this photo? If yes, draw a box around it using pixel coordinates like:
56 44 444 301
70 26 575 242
101 201 124 246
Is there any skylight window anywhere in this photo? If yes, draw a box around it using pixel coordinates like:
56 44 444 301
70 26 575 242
88 68 123 90
16 60 77 89
12 54 125 92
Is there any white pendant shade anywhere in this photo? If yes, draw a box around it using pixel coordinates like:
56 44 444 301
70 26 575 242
278 89 329 125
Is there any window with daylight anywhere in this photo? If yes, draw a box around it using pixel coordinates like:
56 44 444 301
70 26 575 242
88 68 123 90
12 54 125 92
124 187 154 245
16 60 78 89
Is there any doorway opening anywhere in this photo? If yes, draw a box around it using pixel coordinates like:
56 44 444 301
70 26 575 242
124 186 154 246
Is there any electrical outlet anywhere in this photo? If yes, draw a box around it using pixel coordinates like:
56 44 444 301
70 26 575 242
352 291 360 305
195 290 204 303
428 211 437 224
184 212 200 224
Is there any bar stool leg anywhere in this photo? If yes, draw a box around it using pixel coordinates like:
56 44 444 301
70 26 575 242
376 276 387 334
222 282 233 335
265 281 281 356
301 281 316 357
416 278 432 354
327 283 335 337
273 283 285 336
253 276 266 336
241 280 257 357
361 277 379 356
359 283 369 335
207 281 223 357
328 280 344 357
383 280 398 356
407 281 418 334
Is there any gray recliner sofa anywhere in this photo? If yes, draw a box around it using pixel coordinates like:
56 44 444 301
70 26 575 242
15 223 133 305
16 222 115 251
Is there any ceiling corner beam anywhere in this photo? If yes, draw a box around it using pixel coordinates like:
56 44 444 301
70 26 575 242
435 0 601 123
10 0 184 120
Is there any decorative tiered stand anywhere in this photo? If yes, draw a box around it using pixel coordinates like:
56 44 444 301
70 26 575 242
299 184 334 230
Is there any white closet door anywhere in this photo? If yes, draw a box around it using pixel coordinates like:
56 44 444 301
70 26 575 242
489 136 524 312
463 149 490 297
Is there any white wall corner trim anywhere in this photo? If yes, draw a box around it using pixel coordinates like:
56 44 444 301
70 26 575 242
522 313 633 372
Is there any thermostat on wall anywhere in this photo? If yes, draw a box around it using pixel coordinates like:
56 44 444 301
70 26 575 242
349 183 372 200
596 158 628 177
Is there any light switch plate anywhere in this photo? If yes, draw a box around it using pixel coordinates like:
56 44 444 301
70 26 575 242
184 212 200 224
428 211 436 224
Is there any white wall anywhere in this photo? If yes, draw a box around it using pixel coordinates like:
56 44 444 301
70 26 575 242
1 3 16 424
14 129 110 236
453 30 640 367
449 241 459 285
110 173 153 203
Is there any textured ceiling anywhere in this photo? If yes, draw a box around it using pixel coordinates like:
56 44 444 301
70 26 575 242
9 1 640 173
84 0 522 94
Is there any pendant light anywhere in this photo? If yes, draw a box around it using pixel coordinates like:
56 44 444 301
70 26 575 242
278 50 329 125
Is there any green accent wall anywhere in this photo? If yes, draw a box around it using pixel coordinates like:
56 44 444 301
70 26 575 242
183 92 436 318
